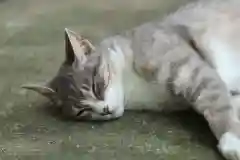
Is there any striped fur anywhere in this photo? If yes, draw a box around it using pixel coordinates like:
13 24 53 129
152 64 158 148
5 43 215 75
23 0 240 159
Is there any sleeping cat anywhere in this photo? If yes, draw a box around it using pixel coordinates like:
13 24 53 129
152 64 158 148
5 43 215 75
22 0 240 159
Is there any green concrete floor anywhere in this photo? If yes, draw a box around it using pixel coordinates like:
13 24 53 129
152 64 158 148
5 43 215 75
0 0 224 159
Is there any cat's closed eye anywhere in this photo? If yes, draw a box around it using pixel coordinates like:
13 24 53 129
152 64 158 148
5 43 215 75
81 84 90 91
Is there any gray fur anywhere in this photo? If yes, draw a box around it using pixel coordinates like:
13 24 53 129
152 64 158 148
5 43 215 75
23 1 240 159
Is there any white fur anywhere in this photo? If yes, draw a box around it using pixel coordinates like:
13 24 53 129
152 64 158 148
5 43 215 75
107 43 173 111
122 67 170 110
85 43 172 118
219 132 240 160
207 37 240 92
81 43 126 119
200 28 240 160
104 43 125 115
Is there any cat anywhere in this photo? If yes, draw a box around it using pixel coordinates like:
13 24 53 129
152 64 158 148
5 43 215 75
22 0 240 159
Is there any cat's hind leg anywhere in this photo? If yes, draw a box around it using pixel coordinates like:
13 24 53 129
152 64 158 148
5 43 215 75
165 50 240 160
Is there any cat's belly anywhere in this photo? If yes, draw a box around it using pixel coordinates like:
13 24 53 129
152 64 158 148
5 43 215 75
122 67 186 111
206 37 240 93
196 20 240 93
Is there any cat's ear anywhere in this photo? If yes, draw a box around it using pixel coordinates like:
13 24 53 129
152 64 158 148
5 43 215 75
64 28 95 66
21 83 55 98
21 83 62 105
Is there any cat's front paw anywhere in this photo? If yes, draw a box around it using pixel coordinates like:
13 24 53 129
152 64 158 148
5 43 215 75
218 132 240 160
81 100 114 115
93 102 114 115
101 105 113 115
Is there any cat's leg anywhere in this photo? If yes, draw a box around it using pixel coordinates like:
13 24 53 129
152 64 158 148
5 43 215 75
167 53 240 160
76 108 124 121
219 95 240 160
79 81 125 121
78 42 126 121
79 85 125 121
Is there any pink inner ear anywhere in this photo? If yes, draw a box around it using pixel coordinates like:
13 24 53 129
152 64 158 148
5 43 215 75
65 28 91 62
64 28 96 69
65 28 95 54
81 39 96 54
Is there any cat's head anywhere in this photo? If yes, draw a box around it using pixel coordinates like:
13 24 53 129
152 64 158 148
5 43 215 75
22 29 111 120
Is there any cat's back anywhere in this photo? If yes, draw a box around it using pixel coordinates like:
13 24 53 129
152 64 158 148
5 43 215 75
164 0 240 92
126 0 240 75
129 0 240 52
163 0 240 28
99 0 240 65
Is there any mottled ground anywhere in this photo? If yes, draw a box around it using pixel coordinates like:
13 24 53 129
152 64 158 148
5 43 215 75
0 0 224 159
